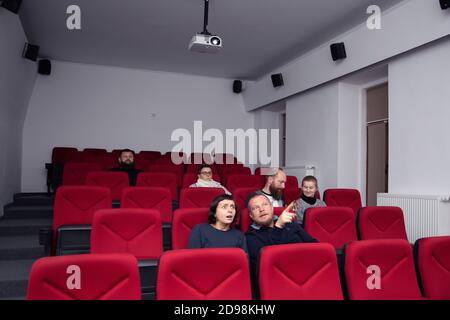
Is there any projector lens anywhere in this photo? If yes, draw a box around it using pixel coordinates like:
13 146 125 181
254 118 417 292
210 37 221 46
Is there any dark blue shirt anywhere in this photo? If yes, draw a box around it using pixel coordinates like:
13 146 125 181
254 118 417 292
188 224 248 254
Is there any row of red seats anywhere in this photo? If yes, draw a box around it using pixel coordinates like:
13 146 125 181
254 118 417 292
52 147 241 167
27 237 450 300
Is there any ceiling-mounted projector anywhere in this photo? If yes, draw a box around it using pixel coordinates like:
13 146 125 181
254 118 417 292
189 34 222 53
189 0 222 54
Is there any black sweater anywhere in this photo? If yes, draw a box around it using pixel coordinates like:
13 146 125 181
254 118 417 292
245 223 318 276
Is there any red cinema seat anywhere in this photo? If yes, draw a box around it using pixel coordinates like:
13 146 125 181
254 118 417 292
214 153 238 165
138 151 161 162
233 188 258 211
344 239 423 300
121 187 172 224
62 163 102 186
52 147 78 164
147 164 184 187
188 153 214 165
97 154 117 170
136 173 178 201
221 166 251 186
27 253 141 300
85 171 129 201
83 148 107 155
259 243 343 300
285 175 299 189
284 188 321 205
53 186 112 256
414 236 450 300
303 207 357 249
179 188 225 208
64 151 85 163
134 154 152 171
323 189 362 214
171 208 209 250
156 248 252 300
226 175 264 194
358 207 408 241
182 172 221 188
91 209 163 260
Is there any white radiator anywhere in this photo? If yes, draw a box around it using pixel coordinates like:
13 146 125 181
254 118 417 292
377 193 450 242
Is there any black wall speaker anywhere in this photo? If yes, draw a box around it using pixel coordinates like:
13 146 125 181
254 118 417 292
1 0 22 14
440 0 450 10
330 42 347 61
271 73 284 88
22 43 40 61
233 80 242 93
38 59 51 75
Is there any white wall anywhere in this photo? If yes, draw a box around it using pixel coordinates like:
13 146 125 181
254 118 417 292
0 11 37 214
22 61 252 191
285 83 340 192
244 0 450 110
389 37 450 196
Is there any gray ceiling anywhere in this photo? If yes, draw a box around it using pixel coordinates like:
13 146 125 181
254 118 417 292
19 0 404 80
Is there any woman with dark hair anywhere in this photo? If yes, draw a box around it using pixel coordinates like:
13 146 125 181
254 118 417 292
188 194 248 253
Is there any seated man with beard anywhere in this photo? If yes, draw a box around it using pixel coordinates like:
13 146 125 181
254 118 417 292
109 149 143 186
245 192 317 296
256 167 286 207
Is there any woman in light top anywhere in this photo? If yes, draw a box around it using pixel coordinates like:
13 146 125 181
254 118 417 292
189 164 231 195
293 175 327 224
188 194 247 253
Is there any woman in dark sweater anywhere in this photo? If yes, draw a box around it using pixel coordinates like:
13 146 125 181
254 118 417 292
188 194 248 254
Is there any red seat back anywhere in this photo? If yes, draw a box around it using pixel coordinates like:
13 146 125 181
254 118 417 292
344 239 423 300
53 186 112 231
52 147 78 164
27 253 141 300
62 163 102 185
121 187 173 224
415 236 450 300
285 175 299 189
233 188 257 210
358 207 408 241
221 166 251 185
304 207 357 249
259 243 343 300
284 188 321 204
323 189 362 214
179 188 225 208
171 208 209 250
85 171 129 201
156 248 252 300
136 173 177 201
147 164 184 187
91 208 163 260
226 175 264 194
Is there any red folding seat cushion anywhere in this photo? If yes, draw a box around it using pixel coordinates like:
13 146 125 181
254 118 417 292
147 164 184 187
415 236 450 299
259 243 343 300
62 163 102 185
53 186 112 232
171 208 209 250
85 171 129 201
226 175 264 194
344 239 423 300
121 187 173 224
323 189 362 214
27 253 141 300
182 172 221 188
91 208 163 260
358 207 408 241
179 188 225 208
156 248 251 300
304 207 357 249
136 172 178 201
